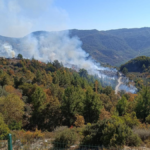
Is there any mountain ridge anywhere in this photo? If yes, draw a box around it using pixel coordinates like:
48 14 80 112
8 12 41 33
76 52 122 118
0 27 150 66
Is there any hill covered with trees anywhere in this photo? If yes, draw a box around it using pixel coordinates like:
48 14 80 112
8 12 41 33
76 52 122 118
1 56 150 148
0 57 116 131
120 56 150 72
120 56 150 90
1 27 150 66
69 27 150 66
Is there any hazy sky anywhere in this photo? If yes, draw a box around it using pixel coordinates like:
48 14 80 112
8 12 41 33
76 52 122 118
0 0 150 37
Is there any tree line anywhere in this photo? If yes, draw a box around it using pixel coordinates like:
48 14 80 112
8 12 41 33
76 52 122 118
0 56 150 147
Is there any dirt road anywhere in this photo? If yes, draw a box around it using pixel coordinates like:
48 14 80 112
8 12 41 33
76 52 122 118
115 76 123 94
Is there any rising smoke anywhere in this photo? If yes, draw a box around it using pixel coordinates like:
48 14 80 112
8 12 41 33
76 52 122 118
0 43 15 58
0 31 108 74
0 0 137 93
0 31 137 93
21 31 106 72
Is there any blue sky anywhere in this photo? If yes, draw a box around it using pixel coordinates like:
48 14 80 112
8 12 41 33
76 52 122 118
54 0 150 30
0 0 150 37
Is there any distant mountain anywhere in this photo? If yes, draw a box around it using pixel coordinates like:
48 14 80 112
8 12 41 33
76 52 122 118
69 28 150 66
1 27 150 66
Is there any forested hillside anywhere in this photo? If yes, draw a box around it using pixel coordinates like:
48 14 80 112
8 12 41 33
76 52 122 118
1 56 150 148
120 56 150 90
1 28 150 66
0 57 115 131
70 27 150 66
120 56 150 72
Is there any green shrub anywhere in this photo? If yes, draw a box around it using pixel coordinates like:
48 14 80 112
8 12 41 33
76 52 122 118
146 115 150 124
53 129 77 148
8 121 22 130
122 112 139 128
126 133 142 146
0 113 10 140
82 118 141 147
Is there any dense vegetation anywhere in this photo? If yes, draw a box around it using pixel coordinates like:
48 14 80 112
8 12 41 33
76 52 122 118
120 56 150 90
0 57 113 133
120 56 150 72
1 57 150 148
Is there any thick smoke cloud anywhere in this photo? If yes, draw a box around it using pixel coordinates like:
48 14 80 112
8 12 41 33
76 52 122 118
0 0 106 74
0 0 137 93
0 31 137 93
2 31 107 74
0 43 15 58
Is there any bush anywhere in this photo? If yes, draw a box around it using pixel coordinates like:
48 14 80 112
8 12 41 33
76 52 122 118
146 115 150 124
0 86 8 97
122 112 139 128
53 126 68 132
8 121 22 130
126 133 142 146
53 129 77 148
0 113 10 140
74 115 85 127
144 137 150 148
11 129 44 144
82 118 141 147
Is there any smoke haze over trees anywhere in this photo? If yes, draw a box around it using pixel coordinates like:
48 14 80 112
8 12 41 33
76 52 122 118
0 57 149 148
1 0 150 148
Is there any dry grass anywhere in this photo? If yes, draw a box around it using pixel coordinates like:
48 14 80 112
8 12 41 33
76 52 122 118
43 131 55 139
133 127 150 141
9 129 58 149
53 126 68 132
144 137 150 148
0 140 7 150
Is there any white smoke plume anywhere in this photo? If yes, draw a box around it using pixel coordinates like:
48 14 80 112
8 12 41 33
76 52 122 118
0 31 137 93
120 84 137 93
9 31 108 74
0 43 15 58
0 0 137 94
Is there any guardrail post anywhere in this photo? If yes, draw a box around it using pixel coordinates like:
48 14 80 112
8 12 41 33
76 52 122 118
8 134 13 150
